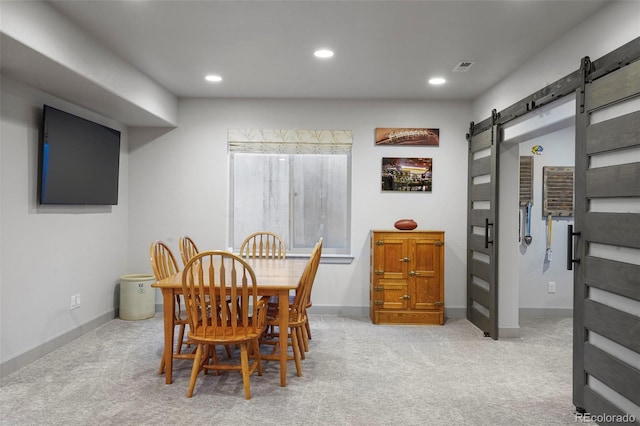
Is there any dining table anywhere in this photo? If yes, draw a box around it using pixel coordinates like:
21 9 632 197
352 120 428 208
151 256 308 387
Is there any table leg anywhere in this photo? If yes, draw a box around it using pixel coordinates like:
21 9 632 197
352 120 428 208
278 289 289 387
161 289 175 384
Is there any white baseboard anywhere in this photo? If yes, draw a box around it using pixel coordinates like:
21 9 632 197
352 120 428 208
499 308 574 339
499 326 521 338
307 305 468 319
1 311 115 378
308 305 369 317
155 305 572 320
520 308 573 318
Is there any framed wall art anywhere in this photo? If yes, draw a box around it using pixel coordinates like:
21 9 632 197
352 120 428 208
375 127 439 146
381 157 432 192
543 166 574 217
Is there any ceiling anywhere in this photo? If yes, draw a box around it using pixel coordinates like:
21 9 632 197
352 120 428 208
43 0 609 102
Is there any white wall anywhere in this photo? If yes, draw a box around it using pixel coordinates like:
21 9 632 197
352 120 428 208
473 0 640 121
127 98 471 315
0 77 129 370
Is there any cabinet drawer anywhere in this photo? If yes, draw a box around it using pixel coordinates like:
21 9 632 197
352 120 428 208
373 309 443 325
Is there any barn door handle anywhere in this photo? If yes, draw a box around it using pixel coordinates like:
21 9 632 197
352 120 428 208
484 218 494 248
567 224 581 270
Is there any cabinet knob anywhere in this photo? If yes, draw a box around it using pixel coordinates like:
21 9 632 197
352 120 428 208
400 294 411 300
399 257 410 262
408 271 421 276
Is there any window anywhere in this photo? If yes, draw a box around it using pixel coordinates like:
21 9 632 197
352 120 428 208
229 129 352 255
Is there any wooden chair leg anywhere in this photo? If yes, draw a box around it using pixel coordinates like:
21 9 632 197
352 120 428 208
291 327 302 377
202 345 209 375
211 346 221 375
252 339 263 376
240 344 252 400
159 322 190 375
202 345 214 375
187 344 203 398
176 324 186 354
292 327 306 359
298 320 308 354
304 317 312 340
158 353 165 375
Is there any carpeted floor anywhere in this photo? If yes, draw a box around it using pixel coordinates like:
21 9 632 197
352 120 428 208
0 314 577 425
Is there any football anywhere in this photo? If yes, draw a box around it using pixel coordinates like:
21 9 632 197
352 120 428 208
394 219 418 230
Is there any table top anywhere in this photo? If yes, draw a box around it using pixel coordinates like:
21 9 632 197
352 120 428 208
151 257 309 290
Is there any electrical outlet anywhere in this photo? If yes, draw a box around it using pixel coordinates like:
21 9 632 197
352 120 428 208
70 294 81 310
548 281 556 294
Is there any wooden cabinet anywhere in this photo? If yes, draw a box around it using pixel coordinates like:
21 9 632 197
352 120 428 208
370 230 444 325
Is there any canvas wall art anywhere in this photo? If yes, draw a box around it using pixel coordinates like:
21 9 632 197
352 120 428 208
381 157 432 192
375 128 439 146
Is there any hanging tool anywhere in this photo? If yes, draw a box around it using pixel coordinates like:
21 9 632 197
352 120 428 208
519 208 523 243
524 202 532 245
546 214 553 260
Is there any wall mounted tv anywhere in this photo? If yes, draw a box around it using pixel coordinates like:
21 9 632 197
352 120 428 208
39 105 121 205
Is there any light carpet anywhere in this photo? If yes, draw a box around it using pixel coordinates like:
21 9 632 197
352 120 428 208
0 314 576 425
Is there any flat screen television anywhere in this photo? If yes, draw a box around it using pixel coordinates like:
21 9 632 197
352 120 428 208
39 105 121 205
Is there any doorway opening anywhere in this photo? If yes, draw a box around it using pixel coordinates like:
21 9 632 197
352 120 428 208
498 95 576 337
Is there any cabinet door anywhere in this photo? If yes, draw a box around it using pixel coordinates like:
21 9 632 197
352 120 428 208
410 235 443 310
374 279 407 310
372 234 409 310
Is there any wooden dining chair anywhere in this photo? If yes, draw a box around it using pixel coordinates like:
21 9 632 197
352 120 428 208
260 239 322 376
177 236 234 359
240 231 286 336
300 237 322 351
179 235 199 266
239 231 286 259
181 251 269 399
149 241 192 374
285 237 323 352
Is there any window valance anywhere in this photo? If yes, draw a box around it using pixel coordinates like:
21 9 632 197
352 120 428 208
228 129 353 154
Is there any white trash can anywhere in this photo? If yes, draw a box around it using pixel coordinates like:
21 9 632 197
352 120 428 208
119 274 156 320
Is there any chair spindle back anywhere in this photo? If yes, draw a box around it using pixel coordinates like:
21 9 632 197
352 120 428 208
239 231 286 259
179 235 200 266
182 251 262 338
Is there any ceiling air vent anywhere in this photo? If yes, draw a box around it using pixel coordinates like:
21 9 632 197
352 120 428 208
453 61 475 72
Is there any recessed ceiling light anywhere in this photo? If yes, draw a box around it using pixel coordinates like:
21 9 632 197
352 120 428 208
428 77 446 85
205 74 222 82
314 49 334 59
